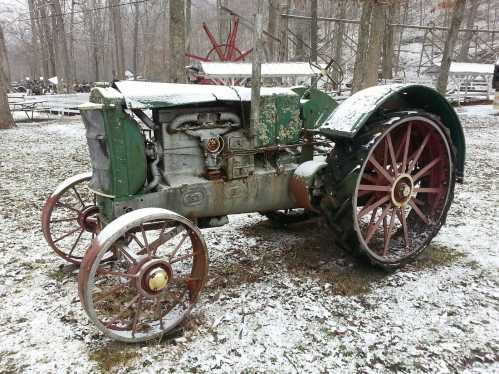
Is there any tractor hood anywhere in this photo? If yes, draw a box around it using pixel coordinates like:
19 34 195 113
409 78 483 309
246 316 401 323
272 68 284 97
110 81 297 109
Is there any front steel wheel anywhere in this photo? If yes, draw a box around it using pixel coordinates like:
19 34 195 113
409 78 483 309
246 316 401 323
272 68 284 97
78 208 208 343
329 113 456 268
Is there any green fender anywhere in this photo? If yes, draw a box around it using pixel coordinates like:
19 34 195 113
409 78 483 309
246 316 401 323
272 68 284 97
319 84 466 183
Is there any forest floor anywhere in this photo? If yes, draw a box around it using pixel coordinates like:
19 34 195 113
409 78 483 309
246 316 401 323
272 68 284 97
0 107 498 374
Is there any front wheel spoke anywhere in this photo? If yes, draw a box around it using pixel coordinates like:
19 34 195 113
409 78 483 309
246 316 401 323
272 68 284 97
104 294 140 328
167 233 189 261
412 157 441 182
97 268 138 279
56 201 81 214
358 195 391 218
67 229 84 257
72 187 85 208
365 204 391 244
150 225 185 256
140 224 150 255
93 283 127 302
155 297 164 330
170 251 194 264
131 296 143 337
369 155 394 183
49 216 78 223
117 245 138 264
408 200 430 225
53 226 81 243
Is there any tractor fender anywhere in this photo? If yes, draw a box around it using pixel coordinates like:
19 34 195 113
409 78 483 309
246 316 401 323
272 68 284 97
319 84 466 183
290 159 327 212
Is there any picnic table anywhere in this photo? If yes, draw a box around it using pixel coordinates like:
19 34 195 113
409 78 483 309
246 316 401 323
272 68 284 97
8 99 47 120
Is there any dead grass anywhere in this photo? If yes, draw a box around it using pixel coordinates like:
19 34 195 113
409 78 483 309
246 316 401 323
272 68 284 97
88 343 139 373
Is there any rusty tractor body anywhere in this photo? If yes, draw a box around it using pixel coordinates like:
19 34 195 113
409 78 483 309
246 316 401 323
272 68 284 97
42 80 465 342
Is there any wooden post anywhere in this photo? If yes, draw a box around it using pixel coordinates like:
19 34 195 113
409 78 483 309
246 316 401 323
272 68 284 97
250 0 264 147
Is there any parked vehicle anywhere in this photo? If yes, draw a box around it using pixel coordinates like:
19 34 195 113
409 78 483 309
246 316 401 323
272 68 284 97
42 79 465 342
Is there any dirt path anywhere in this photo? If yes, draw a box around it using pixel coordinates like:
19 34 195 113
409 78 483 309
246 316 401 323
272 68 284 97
0 108 498 373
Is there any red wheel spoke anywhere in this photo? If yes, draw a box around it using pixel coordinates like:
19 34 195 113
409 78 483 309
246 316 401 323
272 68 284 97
402 124 412 173
365 204 391 244
117 246 137 264
167 232 189 261
170 251 194 264
396 208 411 252
408 133 430 173
361 174 377 184
358 195 391 218
72 187 85 208
104 294 140 328
56 201 81 214
53 226 81 243
408 200 430 224
93 283 127 302
369 155 394 183
383 209 396 257
414 187 443 194
131 296 143 337
49 216 78 223
140 224 150 255
358 184 392 192
97 268 138 279
155 297 164 330
386 134 398 177
150 225 184 256
130 234 145 248
67 229 84 257
413 157 441 181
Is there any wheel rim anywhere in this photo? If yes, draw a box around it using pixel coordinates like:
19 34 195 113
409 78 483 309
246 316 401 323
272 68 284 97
353 116 453 264
79 211 208 342
42 173 102 265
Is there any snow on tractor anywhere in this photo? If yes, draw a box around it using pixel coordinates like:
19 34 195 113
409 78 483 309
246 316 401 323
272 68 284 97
41 79 465 342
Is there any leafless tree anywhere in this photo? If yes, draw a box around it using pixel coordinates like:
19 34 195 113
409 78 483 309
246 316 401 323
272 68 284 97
352 0 373 93
110 0 126 80
458 0 480 61
0 24 14 129
169 0 186 82
437 0 467 94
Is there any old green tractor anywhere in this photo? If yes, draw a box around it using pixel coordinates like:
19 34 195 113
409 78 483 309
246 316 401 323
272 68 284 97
42 80 465 342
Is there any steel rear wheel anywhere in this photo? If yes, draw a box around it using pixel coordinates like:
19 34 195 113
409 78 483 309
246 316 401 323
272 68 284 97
330 114 456 268
42 172 102 265
78 208 208 343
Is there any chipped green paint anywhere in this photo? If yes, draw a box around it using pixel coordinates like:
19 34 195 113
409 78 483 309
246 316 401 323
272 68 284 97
256 94 302 147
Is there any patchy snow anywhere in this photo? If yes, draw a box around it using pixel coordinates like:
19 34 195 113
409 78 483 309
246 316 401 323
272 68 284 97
434 62 494 76
0 109 498 373
198 62 322 78
322 84 405 135
114 81 296 109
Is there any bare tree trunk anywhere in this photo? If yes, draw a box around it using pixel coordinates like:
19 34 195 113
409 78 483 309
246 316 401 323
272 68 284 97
267 0 279 61
437 0 467 94
310 0 318 64
217 0 229 43
278 2 290 62
365 2 386 87
458 0 480 61
90 0 101 82
69 0 76 82
352 0 373 93
133 1 140 77
185 0 191 53
382 1 400 79
51 0 74 92
293 0 308 61
333 0 347 66
38 1 56 78
110 0 126 80
0 25 14 129
169 0 186 82
27 0 41 79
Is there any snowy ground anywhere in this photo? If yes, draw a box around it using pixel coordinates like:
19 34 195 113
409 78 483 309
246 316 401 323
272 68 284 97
0 106 498 373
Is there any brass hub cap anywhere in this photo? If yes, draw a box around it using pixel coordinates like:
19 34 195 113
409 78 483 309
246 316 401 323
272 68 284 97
136 259 173 296
391 173 414 208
